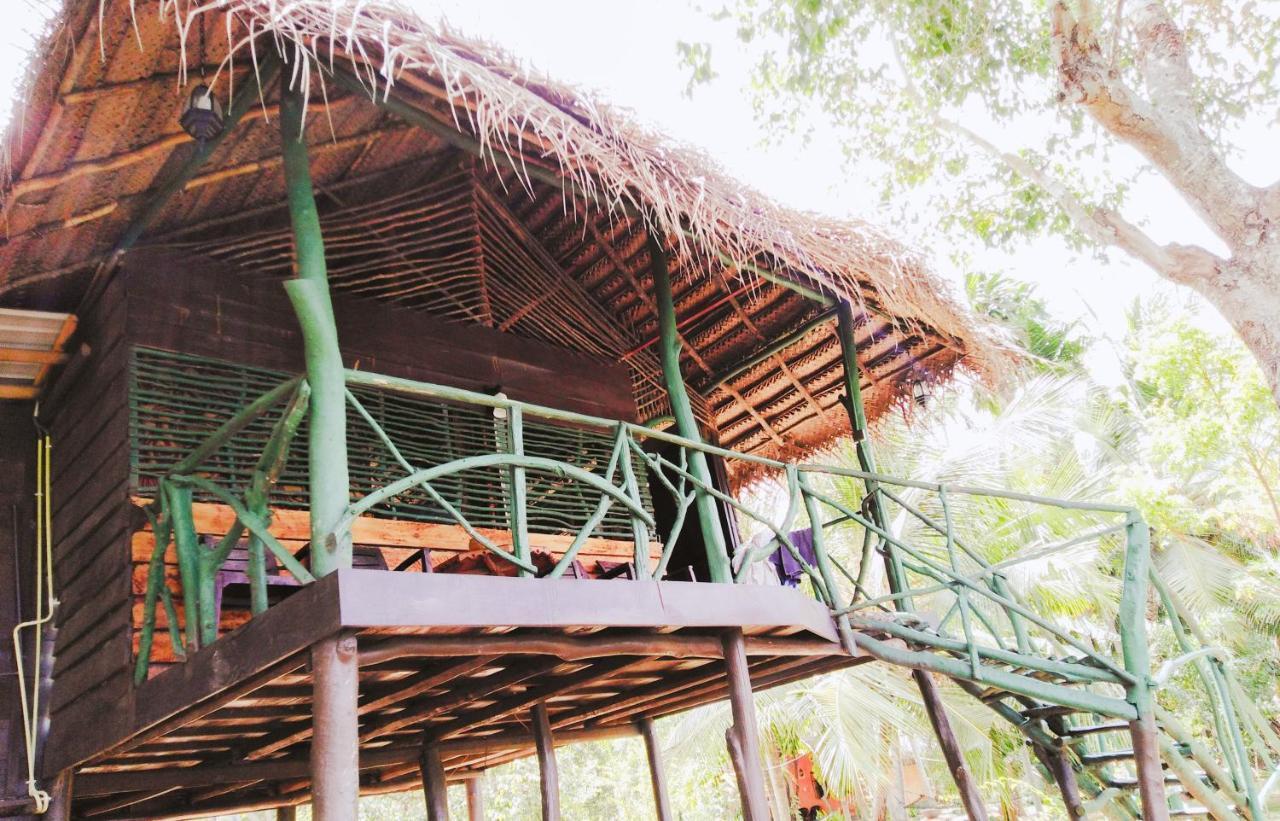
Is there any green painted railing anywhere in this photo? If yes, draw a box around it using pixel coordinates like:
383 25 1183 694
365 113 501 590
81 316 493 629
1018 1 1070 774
133 368 1275 817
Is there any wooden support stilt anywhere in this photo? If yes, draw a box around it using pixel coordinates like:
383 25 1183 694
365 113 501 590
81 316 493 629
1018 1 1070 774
1032 744 1087 819
465 777 485 821
722 628 769 821
311 634 360 820
43 769 73 821
531 702 561 821
280 61 358 821
1129 713 1172 821
420 737 450 821
914 670 989 821
276 806 298 821
638 718 673 821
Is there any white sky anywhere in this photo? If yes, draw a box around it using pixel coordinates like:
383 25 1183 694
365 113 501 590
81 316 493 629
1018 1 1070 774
3 0 1271 385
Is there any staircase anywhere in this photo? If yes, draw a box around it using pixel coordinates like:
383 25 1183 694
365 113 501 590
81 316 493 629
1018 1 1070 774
848 603 1265 820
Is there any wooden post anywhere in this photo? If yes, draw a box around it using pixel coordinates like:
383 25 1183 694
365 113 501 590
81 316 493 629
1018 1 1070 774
1130 713 1171 821
276 807 297 821
419 738 449 821
835 302 988 820
465 777 485 821
638 718 673 821
531 702 561 821
310 634 359 819
647 233 732 583
280 64 357 821
914 670 989 820
43 769 73 821
1119 515 1169 821
721 628 768 821
1031 744 1086 819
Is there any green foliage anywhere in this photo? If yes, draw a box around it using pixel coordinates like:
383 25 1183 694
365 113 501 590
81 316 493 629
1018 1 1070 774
679 0 1280 258
965 271 1085 370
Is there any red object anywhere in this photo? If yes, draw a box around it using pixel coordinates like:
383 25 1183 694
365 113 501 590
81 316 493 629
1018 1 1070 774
787 753 853 820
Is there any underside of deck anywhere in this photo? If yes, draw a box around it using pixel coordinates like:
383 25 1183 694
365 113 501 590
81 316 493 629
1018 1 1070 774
52 572 860 820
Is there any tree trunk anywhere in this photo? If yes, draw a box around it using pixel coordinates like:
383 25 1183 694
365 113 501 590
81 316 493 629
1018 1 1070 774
1183 254 1280 404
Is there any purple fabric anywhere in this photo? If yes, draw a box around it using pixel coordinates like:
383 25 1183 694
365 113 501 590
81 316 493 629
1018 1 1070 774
769 528 816 587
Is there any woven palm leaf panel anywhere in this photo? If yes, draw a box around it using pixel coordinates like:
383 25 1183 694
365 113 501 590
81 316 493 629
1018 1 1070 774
129 347 654 540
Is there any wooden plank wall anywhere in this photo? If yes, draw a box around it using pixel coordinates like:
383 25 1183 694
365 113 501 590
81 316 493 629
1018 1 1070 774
41 275 135 778
122 248 638 421
0 403 37 813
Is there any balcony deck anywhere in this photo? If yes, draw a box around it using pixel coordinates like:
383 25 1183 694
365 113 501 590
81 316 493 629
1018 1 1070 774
53 571 857 820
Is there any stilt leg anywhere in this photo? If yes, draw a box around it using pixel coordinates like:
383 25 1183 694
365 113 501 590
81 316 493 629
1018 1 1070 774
1032 743 1087 819
43 769 73 821
722 628 768 821
310 634 359 821
532 701 561 821
1130 713 1171 821
639 718 673 821
420 737 449 821
276 807 298 821
465 776 485 821
913 670 988 820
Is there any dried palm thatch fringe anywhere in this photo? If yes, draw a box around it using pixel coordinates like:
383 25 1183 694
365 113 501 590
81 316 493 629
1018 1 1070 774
89 0 1010 382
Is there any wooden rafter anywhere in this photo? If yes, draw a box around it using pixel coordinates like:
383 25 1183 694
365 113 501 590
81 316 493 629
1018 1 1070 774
587 221 786 446
710 265 836 424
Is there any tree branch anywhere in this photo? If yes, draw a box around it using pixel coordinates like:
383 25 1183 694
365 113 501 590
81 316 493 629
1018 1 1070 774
1050 0 1262 246
934 114 1222 285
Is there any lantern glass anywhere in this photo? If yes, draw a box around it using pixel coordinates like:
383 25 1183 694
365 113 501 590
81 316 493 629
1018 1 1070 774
180 83 224 141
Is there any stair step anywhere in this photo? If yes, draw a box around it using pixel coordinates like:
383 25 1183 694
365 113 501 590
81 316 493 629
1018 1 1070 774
1063 721 1130 739
1020 704 1078 720
1082 750 1135 764
1105 775 1181 788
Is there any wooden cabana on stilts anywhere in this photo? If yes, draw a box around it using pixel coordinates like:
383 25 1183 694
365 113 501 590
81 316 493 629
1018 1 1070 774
0 3 1264 820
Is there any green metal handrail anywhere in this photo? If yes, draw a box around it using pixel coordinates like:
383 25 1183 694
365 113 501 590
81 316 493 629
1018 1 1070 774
129 367 1273 817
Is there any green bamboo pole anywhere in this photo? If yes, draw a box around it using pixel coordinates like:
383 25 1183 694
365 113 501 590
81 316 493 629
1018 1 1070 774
1118 513 1154 714
164 481 202 653
244 382 311 613
135 504 172 684
834 301 905 600
280 62 358 821
646 234 731 583
800 474 857 653
833 299 990 820
280 74 351 578
506 406 532 577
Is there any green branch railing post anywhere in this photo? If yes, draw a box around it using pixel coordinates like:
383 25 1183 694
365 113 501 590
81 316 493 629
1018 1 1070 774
1118 511 1171 821
833 300 989 821
280 58 358 821
503 405 532 577
647 234 731 584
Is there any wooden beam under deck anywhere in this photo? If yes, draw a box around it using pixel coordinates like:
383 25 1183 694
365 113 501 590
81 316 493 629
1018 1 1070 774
55 571 860 819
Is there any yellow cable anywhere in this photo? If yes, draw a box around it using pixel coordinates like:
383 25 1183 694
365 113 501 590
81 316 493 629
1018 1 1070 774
11 434 54 813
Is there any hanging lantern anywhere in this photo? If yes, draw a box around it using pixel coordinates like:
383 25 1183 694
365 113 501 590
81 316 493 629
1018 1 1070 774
911 378 930 408
180 83 224 141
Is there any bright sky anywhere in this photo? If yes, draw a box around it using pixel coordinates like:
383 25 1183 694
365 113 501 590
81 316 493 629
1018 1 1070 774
3 0 1269 386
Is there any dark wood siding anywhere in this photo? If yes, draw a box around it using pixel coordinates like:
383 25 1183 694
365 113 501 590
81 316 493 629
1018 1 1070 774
42 274 133 772
39 248 639 770
0 403 38 811
123 248 638 422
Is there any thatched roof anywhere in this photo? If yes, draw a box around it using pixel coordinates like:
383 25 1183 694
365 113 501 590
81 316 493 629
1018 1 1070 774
0 0 1008 475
